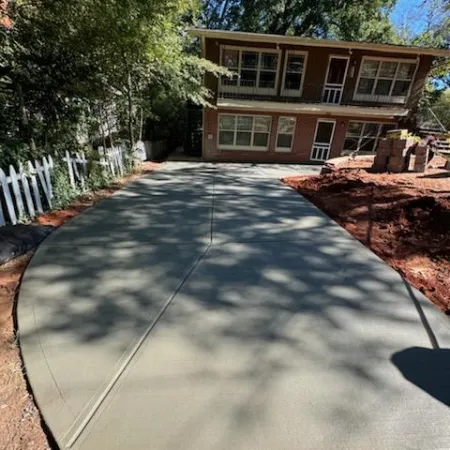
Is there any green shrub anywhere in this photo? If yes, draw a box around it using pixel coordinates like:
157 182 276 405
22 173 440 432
51 161 80 209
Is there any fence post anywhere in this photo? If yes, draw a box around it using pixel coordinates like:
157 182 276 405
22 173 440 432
19 163 36 219
9 165 25 220
0 200 5 226
65 150 75 188
75 152 85 190
35 159 52 208
28 160 43 214
106 148 116 177
42 156 53 201
0 168 17 224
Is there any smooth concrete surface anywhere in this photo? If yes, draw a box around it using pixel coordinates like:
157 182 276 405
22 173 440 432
18 162 450 450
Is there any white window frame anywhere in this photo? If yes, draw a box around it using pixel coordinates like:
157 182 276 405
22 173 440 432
310 119 336 162
281 50 308 97
322 54 350 105
342 121 397 154
275 117 297 152
219 45 281 96
353 56 419 104
217 114 272 151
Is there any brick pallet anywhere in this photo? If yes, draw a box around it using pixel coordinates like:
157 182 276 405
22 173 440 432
372 137 427 173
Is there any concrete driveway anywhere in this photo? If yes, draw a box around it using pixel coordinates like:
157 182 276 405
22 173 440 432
19 162 450 450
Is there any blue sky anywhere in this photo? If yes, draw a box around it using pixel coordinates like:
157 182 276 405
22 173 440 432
390 0 438 36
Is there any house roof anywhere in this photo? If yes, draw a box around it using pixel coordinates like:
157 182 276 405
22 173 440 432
216 99 408 120
189 29 450 58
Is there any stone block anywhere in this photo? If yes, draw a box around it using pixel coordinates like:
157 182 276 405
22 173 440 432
391 138 415 149
413 162 426 173
372 164 387 173
390 147 408 157
415 145 428 157
414 155 427 165
377 146 391 157
374 154 389 165
377 138 391 149
387 156 406 173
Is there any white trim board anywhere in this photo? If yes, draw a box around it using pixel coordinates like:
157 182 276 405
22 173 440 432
216 99 407 119
188 28 450 57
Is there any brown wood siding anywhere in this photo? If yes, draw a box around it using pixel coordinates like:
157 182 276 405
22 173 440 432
205 37 434 112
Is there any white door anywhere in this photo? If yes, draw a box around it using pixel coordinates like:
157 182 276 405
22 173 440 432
310 120 336 161
322 56 349 104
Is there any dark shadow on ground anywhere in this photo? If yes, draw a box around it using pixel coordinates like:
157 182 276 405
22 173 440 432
419 172 450 179
391 347 450 407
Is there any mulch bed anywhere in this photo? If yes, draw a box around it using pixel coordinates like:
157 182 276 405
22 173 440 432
283 157 450 313
0 161 159 450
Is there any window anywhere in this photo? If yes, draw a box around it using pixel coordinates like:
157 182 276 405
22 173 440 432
355 58 417 103
276 117 296 152
218 114 272 150
282 51 307 96
220 46 280 94
343 122 396 153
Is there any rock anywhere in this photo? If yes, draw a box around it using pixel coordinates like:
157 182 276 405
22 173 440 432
0 224 55 265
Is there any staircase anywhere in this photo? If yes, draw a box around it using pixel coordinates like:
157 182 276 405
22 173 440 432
417 128 450 169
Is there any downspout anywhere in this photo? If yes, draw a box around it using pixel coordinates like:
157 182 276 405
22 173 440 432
201 36 207 159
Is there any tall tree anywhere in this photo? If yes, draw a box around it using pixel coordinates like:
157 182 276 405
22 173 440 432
0 0 226 164
200 0 398 42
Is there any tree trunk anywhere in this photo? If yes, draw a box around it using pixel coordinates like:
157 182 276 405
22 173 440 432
17 83 37 155
104 106 115 149
138 106 144 141
127 71 135 149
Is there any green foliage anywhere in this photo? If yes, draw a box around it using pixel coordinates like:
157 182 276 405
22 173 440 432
51 162 80 210
429 89 450 130
394 0 450 87
0 0 225 165
200 0 397 42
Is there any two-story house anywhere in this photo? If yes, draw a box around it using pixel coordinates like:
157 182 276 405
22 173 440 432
189 28 450 163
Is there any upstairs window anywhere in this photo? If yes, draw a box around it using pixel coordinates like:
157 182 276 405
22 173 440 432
355 58 417 103
220 47 280 94
343 122 396 153
282 51 307 96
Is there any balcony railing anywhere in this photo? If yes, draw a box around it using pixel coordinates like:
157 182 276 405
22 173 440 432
322 85 343 105
218 80 408 107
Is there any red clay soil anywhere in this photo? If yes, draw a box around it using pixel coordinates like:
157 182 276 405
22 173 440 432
0 161 159 449
283 157 450 313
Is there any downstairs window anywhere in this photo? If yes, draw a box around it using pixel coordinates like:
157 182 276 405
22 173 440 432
343 122 396 153
218 114 272 150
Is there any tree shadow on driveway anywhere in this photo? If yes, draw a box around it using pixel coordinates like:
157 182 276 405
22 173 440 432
391 347 450 407
16 163 450 450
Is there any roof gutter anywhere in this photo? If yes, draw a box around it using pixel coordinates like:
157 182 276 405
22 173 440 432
188 29 450 58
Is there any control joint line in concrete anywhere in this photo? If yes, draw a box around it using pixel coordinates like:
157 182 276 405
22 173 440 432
65 174 216 449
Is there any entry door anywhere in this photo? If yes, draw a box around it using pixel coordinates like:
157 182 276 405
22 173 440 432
310 120 336 161
322 56 349 104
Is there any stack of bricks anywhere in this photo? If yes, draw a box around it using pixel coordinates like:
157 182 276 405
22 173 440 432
372 137 417 173
412 141 429 173
372 138 391 172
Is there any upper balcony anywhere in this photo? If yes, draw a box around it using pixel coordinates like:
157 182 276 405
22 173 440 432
218 80 412 108
217 49 419 109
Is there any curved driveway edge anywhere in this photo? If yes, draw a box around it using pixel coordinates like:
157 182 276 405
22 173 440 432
19 162 450 450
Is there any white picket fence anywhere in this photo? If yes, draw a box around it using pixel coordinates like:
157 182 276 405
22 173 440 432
0 147 127 226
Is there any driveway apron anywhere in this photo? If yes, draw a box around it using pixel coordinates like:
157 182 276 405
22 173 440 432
18 162 450 450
